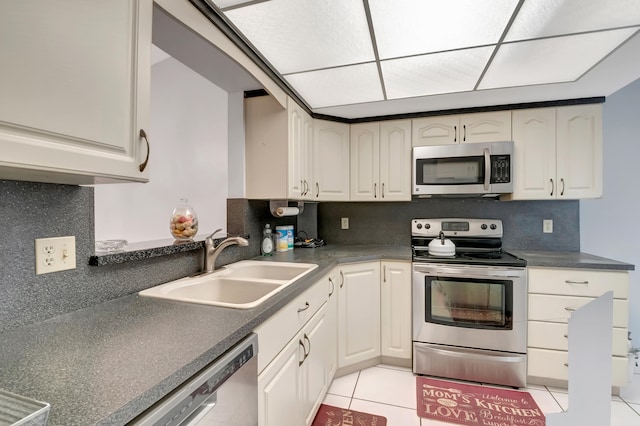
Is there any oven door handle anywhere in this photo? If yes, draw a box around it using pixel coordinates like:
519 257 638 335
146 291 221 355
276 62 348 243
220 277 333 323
426 345 524 363
413 265 523 279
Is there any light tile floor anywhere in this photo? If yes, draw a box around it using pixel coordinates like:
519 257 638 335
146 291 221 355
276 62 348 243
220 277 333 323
323 364 640 425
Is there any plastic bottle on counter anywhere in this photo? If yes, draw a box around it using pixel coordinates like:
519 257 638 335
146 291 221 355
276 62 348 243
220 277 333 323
261 224 274 256
275 226 288 252
286 225 294 250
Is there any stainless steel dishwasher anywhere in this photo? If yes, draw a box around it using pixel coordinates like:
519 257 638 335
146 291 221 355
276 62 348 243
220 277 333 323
131 333 258 426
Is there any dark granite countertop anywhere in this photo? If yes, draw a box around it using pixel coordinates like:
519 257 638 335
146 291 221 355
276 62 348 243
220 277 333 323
510 250 635 271
0 245 410 426
0 245 631 425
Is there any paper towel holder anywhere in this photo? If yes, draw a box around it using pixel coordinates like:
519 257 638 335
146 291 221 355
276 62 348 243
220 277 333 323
270 200 305 217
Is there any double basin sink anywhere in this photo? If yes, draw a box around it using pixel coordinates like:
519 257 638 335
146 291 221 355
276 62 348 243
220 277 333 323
139 260 318 309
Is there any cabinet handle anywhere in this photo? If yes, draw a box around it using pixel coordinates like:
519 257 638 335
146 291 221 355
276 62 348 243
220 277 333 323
563 334 568 338
565 280 589 285
463 124 467 142
560 178 565 196
383 265 387 282
301 179 305 196
339 271 344 288
329 277 335 297
297 301 310 313
305 180 310 196
139 129 150 172
298 339 306 366
564 363 569 367
550 178 554 196
454 125 457 143
304 333 311 357
316 182 319 198
374 182 377 198
564 307 577 312
382 183 385 198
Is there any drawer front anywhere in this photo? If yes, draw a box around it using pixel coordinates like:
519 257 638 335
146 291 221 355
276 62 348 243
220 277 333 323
528 348 628 386
528 268 629 299
528 321 628 357
255 276 329 373
528 294 628 328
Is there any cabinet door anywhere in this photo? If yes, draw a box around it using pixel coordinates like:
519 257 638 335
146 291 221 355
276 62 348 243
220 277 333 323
380 261 412 360
556 104 603 199
379 120 412 201
0 0 152 185
257 336 302 426
326 271 339 382
460 111 512 144
313 120 350 201
338 262 381 368
287 100 305 199
350 123 380 201
301 305 329 426
301 111 314 199
511 108 557 199
412 116 459 146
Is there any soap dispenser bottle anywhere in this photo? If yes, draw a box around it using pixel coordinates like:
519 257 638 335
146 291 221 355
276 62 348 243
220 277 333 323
261 224 274 256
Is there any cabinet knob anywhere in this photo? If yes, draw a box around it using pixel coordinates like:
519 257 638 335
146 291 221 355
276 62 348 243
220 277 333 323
139 129 150 172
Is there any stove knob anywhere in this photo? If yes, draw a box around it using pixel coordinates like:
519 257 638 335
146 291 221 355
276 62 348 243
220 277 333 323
417 223 422 229
481 224 487 230
425 224 431 229
490 224 497 230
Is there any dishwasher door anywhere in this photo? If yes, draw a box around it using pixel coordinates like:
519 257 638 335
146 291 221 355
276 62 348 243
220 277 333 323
131 333 258 426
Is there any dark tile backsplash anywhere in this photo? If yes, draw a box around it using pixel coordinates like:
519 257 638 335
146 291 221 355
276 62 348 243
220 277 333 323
0 179 578 333
318 198 579 251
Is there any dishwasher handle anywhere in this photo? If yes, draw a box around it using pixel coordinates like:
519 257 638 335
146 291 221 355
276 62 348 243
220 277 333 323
183 393 218 425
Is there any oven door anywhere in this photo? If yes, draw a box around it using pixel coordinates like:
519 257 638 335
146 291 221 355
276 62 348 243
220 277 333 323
412 263 527 354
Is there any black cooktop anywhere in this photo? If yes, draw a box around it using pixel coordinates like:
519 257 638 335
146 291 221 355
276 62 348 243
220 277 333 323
411 236 526 267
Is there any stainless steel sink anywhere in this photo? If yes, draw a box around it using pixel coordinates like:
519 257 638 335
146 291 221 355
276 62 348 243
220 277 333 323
139 261 318 309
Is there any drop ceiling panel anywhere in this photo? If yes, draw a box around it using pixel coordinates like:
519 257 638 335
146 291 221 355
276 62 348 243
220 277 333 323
505 0 640 42
382 46 494 99
225 0 374 74
285 63 383 108
479 28 638 90
369 0 518 60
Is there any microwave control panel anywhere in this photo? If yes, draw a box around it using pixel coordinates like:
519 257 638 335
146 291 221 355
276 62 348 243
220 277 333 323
490 155 511 183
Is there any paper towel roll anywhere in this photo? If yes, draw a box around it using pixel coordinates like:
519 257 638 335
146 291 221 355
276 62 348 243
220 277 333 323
274 207 300 217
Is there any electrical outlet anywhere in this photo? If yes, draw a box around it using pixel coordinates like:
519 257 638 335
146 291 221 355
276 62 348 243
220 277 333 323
543 219 553 234
341 217 349 230
35 236 76 275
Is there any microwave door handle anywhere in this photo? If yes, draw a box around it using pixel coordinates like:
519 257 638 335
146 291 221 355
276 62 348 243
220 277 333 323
483 148 490 191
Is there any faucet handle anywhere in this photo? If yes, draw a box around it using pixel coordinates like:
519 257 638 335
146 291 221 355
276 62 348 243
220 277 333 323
206 228 224 241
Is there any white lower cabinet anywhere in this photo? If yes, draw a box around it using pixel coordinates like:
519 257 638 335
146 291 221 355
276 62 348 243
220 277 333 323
255 271 335 426
337 262 381 369
527 266 630 387
380 261 412 360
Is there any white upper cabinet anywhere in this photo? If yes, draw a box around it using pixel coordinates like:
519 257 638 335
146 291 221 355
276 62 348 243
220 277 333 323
0 0 152 185
312 120 350 201
245 96 313 200
412 111 511 146
556 105 603 199
351 120 411 201
510 104 602 200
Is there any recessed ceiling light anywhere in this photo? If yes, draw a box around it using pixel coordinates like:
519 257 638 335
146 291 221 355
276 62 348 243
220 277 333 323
285 63 383 108
480 28 638 89
369 0 518 60
225 0 374 74
381 47 494 99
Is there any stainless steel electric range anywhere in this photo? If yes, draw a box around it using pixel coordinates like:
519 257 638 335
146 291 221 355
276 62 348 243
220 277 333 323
411 218 528 388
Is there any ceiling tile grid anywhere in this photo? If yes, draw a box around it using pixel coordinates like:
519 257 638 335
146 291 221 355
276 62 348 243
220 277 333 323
208 0 640 114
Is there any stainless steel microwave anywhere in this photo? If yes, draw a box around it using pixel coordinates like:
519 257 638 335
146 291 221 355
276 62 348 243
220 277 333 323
412 141 514 196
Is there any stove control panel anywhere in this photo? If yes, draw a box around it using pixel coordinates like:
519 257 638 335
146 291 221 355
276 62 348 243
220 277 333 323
412 218 503 238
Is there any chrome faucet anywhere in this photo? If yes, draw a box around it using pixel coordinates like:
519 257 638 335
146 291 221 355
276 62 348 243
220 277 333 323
203 228 249 273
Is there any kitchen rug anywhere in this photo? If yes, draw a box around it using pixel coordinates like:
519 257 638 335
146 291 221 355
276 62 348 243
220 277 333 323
312 404 387 426
416 377 545 426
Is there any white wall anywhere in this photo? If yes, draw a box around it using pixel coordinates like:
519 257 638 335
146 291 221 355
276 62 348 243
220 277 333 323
581 77 640 342
227 92 246 198
94 56 229 242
